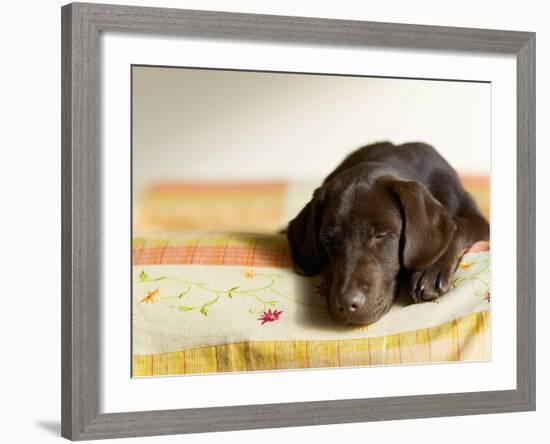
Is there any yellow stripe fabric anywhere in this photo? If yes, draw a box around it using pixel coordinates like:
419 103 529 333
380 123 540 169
133 310 490 377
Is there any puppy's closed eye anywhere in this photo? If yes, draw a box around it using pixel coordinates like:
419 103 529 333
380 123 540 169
371 229 395 241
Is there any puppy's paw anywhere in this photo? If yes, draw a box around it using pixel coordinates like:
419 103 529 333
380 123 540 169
409 259 457 303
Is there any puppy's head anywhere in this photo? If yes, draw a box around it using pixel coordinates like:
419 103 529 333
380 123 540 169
287 167 456 325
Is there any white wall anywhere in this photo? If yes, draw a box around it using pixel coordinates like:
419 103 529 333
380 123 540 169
1 1 546 444
133 66 490 192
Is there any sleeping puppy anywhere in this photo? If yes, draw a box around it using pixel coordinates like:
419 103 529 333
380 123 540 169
286 141 489 325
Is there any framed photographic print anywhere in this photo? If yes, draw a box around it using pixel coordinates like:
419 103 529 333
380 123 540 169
61 2 536 440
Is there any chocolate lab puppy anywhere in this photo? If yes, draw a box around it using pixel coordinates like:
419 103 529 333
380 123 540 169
286 141 489 325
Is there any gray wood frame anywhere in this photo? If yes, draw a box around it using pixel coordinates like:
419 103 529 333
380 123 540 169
61 2 536 440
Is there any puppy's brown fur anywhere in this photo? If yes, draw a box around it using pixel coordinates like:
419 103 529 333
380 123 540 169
287 142 489 325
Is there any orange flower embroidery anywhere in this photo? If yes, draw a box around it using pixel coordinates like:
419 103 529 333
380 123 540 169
459 261 473 270
243 270 256 279
140 288 160 304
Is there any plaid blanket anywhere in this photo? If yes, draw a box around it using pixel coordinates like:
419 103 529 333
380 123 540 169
133 176 489 233
133 232 292 268
132 233 490 377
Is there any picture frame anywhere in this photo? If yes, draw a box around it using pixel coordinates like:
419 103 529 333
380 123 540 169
61 2 535 440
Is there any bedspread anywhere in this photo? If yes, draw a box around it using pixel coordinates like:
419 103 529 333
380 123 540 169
132 233 490 376
133 176 489 233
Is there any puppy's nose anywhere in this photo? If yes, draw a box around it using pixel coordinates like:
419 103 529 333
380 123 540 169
339 291 366 314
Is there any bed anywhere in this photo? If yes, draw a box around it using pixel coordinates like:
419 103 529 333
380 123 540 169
132 176 490 376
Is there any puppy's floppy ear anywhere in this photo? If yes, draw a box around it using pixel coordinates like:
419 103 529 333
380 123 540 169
390 180 456 271
286 187 327 275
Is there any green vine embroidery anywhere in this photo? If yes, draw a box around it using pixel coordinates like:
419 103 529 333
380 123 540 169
135 269 325 318
451 255 490 301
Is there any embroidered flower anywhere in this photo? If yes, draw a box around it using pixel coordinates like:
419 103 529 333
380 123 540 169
459 261 473 270
485 291 491 303
258 309 283 325
314 281 329 298
243 270 256 279
140 288 160 304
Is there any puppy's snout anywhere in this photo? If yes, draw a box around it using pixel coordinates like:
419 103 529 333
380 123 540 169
338 290 366 315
